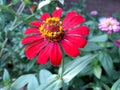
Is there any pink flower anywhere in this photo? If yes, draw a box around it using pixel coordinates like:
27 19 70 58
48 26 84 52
90 10 98 16
114 40 120 47
98 17 120 34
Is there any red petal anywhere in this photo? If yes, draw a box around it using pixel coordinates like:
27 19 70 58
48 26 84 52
65 35 87 48
50 42 62 66
62 11 78 29
25 40 41 51
26 41 48 59
21 36 43 44
40 13 50 21
52 8 62 18
24 28 40 34
60 39 80 57
67 26 89 36
30 21 42 27
37 43 52 64
64 15 85 30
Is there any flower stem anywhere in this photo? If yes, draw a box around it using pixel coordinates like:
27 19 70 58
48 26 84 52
0 38 8 58
60 56 64 78
10 1 25 31
60 55 65 89
12 14 35 30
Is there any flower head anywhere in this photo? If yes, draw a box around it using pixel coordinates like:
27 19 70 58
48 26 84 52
90 10 98 16
114 40 120 47
22 8 89 66
98 17 120 34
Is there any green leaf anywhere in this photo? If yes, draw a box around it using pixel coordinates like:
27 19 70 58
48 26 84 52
118 48 120 56
84 20 98 30
0 5 6 9
37 0 51 10
111 79 120 90
11 74 39 90
23 0 31 5
81 42 102 51
89 34 108 42
0 13 6 30
37 75 63 90
103 84 111 90
3 69 11 86
98 52 113 76
0 86 9 90
59 54 97 83
59 0 64 5
79 65 93 76
27 75 39 90
39 69 52 84
25 58 36 71
98 42 114 48
12 0 19 4
0 0 6 5
93 65 102 79
11 75 31 89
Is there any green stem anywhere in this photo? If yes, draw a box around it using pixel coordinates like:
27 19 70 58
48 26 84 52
0 38 8 57
16 2 25 15
60 56 64 78
60 55 66 89
7 3 13 7
11 14 35 30
10 2 25 31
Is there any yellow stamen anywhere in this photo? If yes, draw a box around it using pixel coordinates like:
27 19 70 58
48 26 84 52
39 17 64 42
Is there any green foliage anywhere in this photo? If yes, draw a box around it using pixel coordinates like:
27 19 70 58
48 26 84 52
93 64 102 79
3 69 11 86
89 34 108 42
59 54 97 83
99 52 114 76
11 74 39 90
111 79 120 90
39 69 52 84
37 74 62 90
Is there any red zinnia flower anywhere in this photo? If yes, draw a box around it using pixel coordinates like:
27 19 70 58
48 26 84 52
22 8 89 66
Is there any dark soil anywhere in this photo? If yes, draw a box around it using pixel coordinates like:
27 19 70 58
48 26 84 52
65 0 120 16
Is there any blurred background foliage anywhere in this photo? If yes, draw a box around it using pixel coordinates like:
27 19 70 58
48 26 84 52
0 0 120 90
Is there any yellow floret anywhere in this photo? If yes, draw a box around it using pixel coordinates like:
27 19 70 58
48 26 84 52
47 32 53 37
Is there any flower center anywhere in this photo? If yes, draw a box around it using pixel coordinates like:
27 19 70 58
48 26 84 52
39 17 64 42
106 21 114 26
